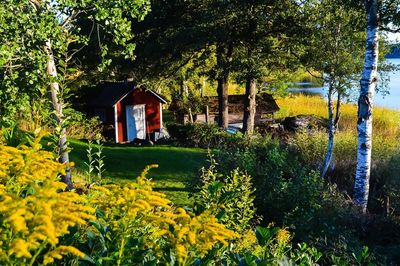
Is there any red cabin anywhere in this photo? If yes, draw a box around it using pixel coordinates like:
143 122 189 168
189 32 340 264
89 82 167 143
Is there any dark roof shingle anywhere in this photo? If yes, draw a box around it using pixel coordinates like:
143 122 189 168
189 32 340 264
91 81 167 106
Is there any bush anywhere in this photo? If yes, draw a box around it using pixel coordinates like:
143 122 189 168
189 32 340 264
292 131 400 215
0 141 329 265
214 135 382 265
193 155 257 233
64 109 104 141
0 144 95 265
166 123 241 148
0 144 237 265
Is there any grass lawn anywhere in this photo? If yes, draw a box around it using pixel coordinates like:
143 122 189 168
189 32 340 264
69 139 207 206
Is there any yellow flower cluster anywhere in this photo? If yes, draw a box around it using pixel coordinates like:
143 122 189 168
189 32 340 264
89 164 171 229
89 165 237 265
0 145 95 265
275 228 291 248
150 208 238 263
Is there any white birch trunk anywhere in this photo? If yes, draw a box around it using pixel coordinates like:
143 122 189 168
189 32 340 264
45 39 73 190
334 92 342 131
354 0 379 213
320 84 335 179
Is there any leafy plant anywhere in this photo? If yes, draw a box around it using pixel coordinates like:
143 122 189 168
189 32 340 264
84 139 106 184
0 145 95 265
194 154 256 233
94 139 106 181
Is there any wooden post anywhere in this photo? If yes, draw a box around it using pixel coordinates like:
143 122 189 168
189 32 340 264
188 108 193 123
205 105 209 124
384 195 390 217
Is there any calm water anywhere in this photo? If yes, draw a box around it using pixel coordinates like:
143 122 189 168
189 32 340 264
290 58 400 110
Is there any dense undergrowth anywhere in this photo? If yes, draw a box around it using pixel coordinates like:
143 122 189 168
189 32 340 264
0 134 325 265
2 94 400 265
166 118 400 264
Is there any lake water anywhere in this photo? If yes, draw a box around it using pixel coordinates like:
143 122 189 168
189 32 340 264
290 58 400 110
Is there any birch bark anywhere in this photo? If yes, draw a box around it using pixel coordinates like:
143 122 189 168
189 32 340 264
320 83 335 179
334 92 342 131
45 39 73 190
354 0 379 213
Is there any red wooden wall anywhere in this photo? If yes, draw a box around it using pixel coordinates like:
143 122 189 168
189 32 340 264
115 89 161 142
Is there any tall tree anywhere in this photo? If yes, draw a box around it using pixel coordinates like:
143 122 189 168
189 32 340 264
299 0 365 179
0 0 150 189
354 0 400 212
233 0 300 134
354 0 380 213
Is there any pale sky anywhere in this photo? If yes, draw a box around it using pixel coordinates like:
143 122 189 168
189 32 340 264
387 32 400 43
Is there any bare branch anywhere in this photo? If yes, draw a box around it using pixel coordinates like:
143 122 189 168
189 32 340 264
61 10 82 28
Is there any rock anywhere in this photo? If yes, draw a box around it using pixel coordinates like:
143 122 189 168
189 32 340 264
281 115 327 132
131 138 154 146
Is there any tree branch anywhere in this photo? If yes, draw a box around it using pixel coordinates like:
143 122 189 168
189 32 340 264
61 10 82 28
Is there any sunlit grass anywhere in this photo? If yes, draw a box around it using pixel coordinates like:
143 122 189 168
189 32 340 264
68 139 207 206
276 94 400 139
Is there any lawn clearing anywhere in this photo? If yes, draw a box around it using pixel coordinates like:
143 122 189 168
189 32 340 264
69 139 207 206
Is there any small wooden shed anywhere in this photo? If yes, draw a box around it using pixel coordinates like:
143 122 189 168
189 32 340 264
183 93 280 124
89 82 167 143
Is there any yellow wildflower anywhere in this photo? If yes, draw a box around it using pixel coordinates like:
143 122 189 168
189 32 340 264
175 244 187 262
8 239 31 258
276 228 291 248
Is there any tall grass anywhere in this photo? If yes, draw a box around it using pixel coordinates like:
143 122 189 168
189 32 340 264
276 94 400 139
277 95 400 213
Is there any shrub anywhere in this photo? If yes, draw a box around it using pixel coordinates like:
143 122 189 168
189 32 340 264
77 165 238 265
0 141 329 265
64 109 104 141
292 131 400 214
0 144 95 265
214 135 381 264
193 155 257 233
0 144 238 265
166 123 230 148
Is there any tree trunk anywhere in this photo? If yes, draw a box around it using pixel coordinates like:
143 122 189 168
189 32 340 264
45 39 73 190
216 44 232 129
334 92 342 131
243 77 256 134
320 84 335 179
217 76 229 128
354 0 379 213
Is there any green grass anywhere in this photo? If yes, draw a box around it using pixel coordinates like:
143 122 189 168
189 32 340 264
69 139 207 206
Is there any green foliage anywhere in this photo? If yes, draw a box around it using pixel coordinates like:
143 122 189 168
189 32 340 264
194 154 256 233
84 139 106 184
169 89 208 118
227 227 322 265
211 133 383 265
166 123 250 149
299 0 366 93
64 109 104 141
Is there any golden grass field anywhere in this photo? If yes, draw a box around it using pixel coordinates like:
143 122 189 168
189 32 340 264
275 94 400 139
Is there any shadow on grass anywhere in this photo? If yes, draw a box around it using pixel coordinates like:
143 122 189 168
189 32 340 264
68 139 207 205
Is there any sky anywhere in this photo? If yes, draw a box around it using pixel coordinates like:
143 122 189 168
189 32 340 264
388 32 400 43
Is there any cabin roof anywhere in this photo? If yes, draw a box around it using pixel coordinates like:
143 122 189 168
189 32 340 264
91 81 167 107
206 93 280 114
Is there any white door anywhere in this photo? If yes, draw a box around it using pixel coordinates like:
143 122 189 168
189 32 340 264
126 105 146 141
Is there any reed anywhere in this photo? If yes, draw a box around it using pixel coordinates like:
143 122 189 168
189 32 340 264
276 94 400 139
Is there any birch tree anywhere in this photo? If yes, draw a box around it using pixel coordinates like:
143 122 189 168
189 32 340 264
299 0 365 179
0 0 150 189
354 0 400 212
354 0 380 213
